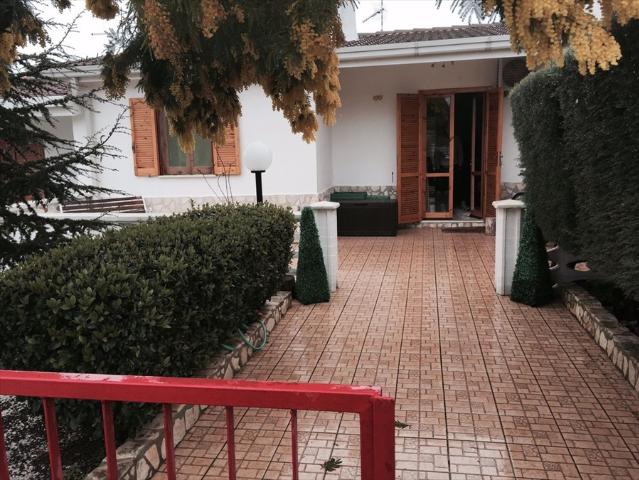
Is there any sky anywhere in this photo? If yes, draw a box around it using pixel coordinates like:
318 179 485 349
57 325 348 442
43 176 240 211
356 0 468 33
39 0 470 58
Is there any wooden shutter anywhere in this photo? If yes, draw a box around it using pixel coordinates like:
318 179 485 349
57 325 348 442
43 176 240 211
397 94 421 224
213 124 240 175
1 141 44 163
129 98 160 176
483 88 503 217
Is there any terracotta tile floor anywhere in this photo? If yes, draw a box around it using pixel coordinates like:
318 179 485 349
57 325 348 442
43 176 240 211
153 229 639 480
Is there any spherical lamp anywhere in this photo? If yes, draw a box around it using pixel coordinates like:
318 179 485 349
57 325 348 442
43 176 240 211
244 142 272 203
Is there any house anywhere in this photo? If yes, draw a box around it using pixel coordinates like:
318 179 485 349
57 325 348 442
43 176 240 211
48 6 526 223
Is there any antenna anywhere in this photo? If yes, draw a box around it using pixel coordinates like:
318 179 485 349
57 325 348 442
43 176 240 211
362 0 385 31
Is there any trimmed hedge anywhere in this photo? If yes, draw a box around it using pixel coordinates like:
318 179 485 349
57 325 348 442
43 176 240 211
510 19 639 301
510 209 554 306
510 69 579 252
295 207 330 304
0 203 295 435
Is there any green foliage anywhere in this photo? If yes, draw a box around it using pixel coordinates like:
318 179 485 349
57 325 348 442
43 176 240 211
510 209 554 307
510 69 578 252
295 207 330 305
98 0 348 149
510 20 639 302
321 458 342 472
0 20 123 267
0 203 295 437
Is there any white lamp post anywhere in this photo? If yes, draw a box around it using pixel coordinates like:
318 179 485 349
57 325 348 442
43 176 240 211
244 142 273 203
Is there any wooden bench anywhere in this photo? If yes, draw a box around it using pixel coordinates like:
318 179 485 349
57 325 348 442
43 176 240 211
60 196 147 214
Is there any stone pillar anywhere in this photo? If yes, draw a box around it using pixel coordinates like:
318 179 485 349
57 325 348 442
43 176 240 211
493 199 525 295
309 201 339 292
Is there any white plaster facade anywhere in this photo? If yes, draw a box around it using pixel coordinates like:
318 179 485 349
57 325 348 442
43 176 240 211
50 17 524 214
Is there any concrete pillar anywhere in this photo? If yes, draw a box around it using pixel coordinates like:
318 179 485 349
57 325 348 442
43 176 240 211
309 201 339 292
493 199 525 295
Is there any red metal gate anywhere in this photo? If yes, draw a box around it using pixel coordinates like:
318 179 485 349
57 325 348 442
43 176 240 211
0 370 395 480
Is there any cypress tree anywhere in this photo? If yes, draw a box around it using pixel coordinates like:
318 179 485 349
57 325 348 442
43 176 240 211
510 209 554 306
1 21 122 267
295 207 330 305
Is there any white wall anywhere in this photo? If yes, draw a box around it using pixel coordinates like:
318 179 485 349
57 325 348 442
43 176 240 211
77 85 317 200
500 95 522 184
331 59 522 188
316 121 333 193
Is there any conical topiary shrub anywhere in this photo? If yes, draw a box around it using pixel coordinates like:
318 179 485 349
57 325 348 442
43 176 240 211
295 207 330 304
511 208 555 306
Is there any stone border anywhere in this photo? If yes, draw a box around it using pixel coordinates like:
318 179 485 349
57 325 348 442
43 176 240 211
561 286 639 390
86 291 293 480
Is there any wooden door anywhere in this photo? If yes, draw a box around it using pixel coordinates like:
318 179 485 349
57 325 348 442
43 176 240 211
470 95 483 217
423 94 454 219
397 94 421 224
482 88 503 217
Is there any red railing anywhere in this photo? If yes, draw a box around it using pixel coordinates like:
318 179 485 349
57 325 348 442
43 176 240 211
0 370 395 480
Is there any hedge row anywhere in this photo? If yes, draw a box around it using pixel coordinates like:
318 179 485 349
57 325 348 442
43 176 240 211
510 19 639 301
0 203 295 435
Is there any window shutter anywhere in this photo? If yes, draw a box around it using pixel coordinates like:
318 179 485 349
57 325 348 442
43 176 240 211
0 141 44 163
213 124 240 175
483 88 503 217
397 94 421 224
129 98 160 176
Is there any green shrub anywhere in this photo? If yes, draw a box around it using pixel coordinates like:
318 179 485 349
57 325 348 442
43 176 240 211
510 209 554 306
510 69 579 252
295 207 330 305
510 19 639 301
0 203 295 436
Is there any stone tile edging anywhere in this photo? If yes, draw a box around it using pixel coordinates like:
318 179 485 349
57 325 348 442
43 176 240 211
85 291 293 480
561 286 639 391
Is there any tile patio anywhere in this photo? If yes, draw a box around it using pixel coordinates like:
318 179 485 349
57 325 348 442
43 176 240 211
153 228 639 480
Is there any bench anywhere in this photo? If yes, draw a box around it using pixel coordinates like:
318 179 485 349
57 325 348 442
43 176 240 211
60 196 147 214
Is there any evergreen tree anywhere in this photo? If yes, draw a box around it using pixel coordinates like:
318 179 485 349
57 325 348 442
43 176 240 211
295 207 330 305
0 21 122 266
510 209 554 307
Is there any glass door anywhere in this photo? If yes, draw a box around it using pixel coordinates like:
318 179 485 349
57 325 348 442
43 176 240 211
423 94 454 218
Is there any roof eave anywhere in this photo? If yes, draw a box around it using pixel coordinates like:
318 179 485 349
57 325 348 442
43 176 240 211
337 35 523 68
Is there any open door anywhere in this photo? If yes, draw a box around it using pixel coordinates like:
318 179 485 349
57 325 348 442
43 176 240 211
397 94 421 224
470 95 484 217
423 94 455 219
482 88 503 217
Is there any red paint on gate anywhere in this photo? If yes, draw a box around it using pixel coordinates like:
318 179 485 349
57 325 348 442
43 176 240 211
162 404 177 480
0 370 395 480
100 401 118 480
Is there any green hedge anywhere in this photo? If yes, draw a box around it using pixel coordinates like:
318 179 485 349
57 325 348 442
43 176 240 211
295 207 330 304
0 203 295 435
510 19 639 301
510 69 579 252
510 209 554 306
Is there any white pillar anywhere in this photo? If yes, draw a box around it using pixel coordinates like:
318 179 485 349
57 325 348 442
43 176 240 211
309 201 339 292
493 199 525 295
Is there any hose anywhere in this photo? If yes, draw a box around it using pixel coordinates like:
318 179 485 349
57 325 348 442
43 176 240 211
221 319 269 352
237 319 269 351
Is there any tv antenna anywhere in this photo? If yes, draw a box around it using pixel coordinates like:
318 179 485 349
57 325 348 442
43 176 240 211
363 0 385 31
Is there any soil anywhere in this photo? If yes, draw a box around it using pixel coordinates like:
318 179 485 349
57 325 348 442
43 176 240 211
1 396 105 480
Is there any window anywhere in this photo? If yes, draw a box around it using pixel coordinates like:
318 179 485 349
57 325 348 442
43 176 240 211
157 115 215 175
128 98 241 178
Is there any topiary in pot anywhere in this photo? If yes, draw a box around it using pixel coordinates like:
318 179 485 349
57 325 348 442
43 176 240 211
511 208 555 306
295 207 330 304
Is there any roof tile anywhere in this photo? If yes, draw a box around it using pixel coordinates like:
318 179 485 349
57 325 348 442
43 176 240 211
343 23 508 47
